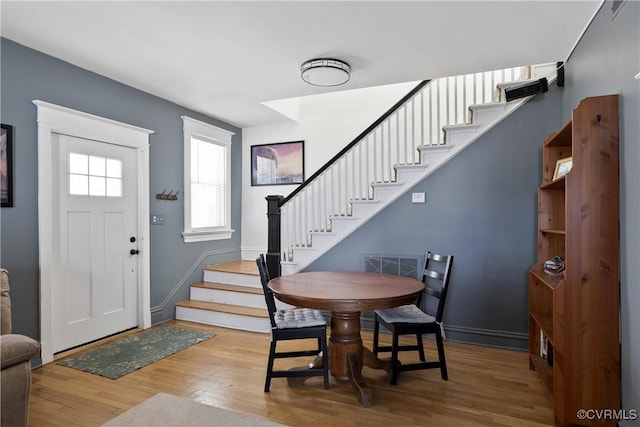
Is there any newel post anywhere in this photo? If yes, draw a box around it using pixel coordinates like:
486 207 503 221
266 195 284 278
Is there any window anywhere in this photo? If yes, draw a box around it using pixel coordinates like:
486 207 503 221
182 116 235 242
69 152 122 197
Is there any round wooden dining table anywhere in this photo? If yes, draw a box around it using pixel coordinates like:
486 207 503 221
268 271 424 407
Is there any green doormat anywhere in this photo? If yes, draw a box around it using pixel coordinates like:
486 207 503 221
57 326 215 379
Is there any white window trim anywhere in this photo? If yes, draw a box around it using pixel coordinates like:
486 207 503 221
182 116 235 243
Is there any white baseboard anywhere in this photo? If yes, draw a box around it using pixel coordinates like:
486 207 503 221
241 247 266 261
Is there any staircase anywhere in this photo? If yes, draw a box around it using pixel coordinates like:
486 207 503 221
278 63 558 275
177 64 558 331
175 260 272 333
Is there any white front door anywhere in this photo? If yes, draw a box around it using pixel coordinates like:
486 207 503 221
52 134 139 352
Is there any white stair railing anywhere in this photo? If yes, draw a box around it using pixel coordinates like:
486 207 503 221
280 65 531 262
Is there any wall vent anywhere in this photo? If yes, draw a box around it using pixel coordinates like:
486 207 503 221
360 254 422 327
362 254 421 279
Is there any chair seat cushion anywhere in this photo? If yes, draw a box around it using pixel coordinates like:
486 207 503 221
275 308 326 329
375 304 436 324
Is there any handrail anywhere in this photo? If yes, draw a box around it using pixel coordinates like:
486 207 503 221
280 79 430 206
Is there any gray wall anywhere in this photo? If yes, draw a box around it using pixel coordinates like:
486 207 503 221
308 86 563 350
560 1 639 423
0 39 243 344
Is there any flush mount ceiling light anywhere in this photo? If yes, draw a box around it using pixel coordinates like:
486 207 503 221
301 58 351 87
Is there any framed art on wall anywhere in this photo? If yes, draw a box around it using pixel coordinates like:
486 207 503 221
1 124 14 207
251 140 304 186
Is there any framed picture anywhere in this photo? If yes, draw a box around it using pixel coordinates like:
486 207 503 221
251 141 304 186
553 156 573 180
1 124 13 207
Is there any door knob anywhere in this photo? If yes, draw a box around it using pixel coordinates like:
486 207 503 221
130 249 140 255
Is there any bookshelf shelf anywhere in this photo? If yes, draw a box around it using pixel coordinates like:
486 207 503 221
530 354 553 392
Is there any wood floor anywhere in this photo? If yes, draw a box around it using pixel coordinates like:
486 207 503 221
29 320 553 427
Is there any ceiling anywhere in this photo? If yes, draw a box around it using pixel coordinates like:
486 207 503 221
0 1 602 128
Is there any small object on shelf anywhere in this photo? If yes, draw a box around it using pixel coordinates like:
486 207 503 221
553 156 573 180
540 330 548 359
543 256 565 276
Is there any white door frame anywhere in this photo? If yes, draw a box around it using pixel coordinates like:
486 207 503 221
34 100 154 364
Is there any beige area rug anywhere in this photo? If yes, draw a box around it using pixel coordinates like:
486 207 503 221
102 393 286 427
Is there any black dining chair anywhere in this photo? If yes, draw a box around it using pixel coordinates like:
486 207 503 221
372 251 454 385
256 254 329 392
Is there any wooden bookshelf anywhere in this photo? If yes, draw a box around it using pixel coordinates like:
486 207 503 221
528 95 620 426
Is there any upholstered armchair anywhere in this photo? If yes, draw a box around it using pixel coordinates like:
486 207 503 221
1 268 40 427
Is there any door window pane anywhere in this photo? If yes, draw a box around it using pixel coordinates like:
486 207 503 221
106 158 122 178
89 156 106 176
69 152 122 198
69 153 88 174
89 176 106 197
106 178 122 197
69 174 89 195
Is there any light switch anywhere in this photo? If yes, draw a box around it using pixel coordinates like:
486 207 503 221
412 192 426 203
151 215 165 225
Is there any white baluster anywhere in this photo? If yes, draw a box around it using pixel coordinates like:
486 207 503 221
373 130 378 183
310 182 316 233
281 205 287 260
419 91 424 151
337 158 342 215
411 98 416 158
320 172 326 231
294 197 299 249
444 77 450 129
429 82 434 144
403 105 409 160
386 121 391 180
481 71 486 104
395 112 401 166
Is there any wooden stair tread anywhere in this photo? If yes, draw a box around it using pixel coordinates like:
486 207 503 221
176 300 268 318
191 281 263 295
204 260 258 276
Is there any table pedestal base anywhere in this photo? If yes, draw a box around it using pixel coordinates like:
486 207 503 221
286 311 392 407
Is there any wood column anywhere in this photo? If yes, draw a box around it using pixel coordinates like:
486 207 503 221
265 195 283 279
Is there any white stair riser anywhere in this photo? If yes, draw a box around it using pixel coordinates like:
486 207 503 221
203 270 261 288
329 217 359 234
445 127 483 146
176 306 270 334
418 145 452 159
349 202 380 217
280 262 297 276
420 151 450 167
395 167 430 182
190 287 266 309
371 185 405 203
470 108 506 124
308 233 338 251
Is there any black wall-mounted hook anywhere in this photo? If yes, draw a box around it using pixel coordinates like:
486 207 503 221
155 189 167 200
155 189 179 201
